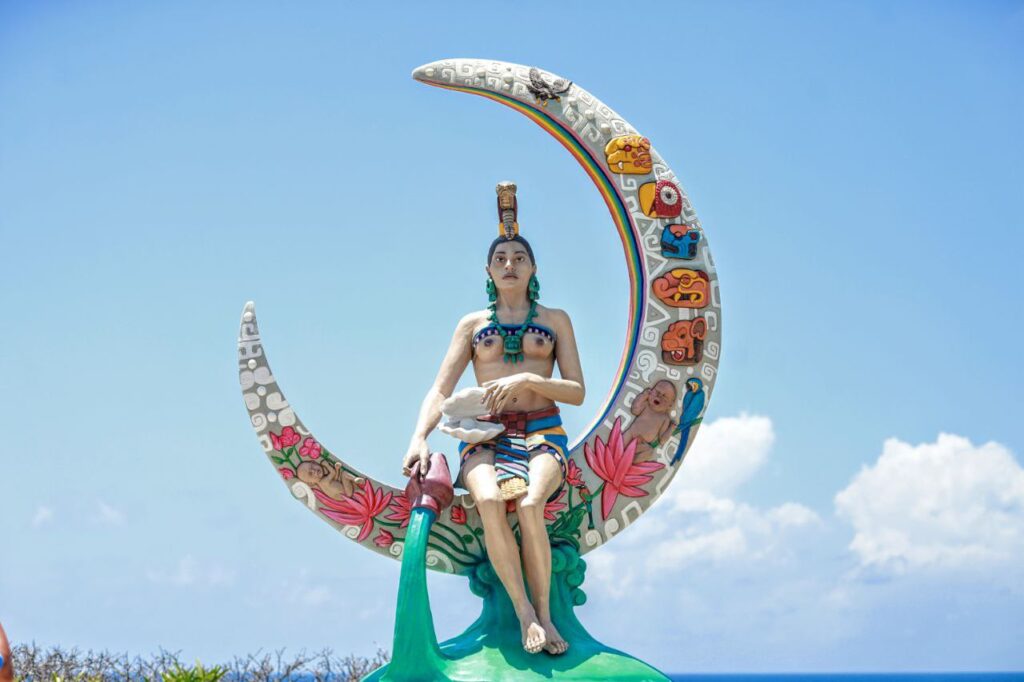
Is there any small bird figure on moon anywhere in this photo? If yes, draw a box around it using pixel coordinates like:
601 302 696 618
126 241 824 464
526 67 572 107
670 378 706 465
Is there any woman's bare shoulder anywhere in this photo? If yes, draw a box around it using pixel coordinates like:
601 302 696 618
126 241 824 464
536 304 573 332
456 310 491 336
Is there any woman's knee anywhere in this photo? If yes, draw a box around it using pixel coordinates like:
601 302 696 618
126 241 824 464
475 493 505 521
517 495 546 524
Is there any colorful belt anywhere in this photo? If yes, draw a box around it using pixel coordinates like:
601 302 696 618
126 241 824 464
477 405 560 439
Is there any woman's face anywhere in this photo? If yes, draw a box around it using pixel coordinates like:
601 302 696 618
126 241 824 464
486 242 536 292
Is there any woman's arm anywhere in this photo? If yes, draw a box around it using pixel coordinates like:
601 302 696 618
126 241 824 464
530 309 585 405
402 313 476 476
520 375 584 406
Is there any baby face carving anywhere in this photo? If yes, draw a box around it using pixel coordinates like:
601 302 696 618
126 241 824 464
297 460 363 500
647 380 677 413
297 461 327 484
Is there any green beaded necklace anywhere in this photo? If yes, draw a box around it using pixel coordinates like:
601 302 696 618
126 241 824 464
487 300 538 364
486 274 541 364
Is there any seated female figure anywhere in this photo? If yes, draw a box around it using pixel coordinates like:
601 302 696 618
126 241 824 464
402 196 585 656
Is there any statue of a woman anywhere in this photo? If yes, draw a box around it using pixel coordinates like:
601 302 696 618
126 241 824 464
401 182 585 656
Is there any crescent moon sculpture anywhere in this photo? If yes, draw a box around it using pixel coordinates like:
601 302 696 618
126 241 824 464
237 58 721 578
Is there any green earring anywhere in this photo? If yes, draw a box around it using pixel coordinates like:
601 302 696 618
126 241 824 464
527 274 540 302
486 277 497 302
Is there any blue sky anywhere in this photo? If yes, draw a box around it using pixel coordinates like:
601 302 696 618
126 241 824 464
1 0 1022 673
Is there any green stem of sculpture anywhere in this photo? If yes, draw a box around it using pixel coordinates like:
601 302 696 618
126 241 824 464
426 532 477 561
368 533 671 681
430 524 479 559
425 542 460 564
437 519 486 554
380 507 449 682
470 525 486 554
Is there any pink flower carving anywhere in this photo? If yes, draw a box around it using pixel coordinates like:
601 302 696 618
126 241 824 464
583 417 664 520
313 479 393 542
450 505 467 525
270 426 301 451
278 467 294 480
386 493 413 529
298 437 322 459
543 488 567 522
566 459 585 488
374 529 395 548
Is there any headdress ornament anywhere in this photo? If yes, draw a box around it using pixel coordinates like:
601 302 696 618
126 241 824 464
496 181 519 238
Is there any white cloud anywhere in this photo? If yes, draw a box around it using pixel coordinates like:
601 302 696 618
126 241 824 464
295 585 332 606
674 412 774 496
280 568 335 607
31 505 55 528
93 499 126 526
644 491 820 573
770 502 821 528
581 425 1024 668
147 555 236 587
835 433 1024 575
587 414 820 600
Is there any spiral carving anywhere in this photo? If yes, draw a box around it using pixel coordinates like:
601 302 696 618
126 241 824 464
290 481 318 511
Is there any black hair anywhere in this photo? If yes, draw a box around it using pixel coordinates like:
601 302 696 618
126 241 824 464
487 234 536 265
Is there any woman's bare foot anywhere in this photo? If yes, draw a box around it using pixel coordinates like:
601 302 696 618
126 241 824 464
541 618 569 655
517 606 547 654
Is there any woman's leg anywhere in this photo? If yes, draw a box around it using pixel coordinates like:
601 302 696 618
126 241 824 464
463 448 547 654
516 451 569 654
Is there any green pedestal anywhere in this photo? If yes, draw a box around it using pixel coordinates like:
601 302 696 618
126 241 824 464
366 509 668 682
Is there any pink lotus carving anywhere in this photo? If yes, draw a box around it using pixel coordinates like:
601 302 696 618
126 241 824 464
583 417 664 520
543 488 567 522
374 529 395 548
386 493 413 529
278 467 294 480
313 479 393 542
566 459 585 488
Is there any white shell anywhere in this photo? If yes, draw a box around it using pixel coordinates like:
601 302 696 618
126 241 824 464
436 417 505 444
440 386 491 418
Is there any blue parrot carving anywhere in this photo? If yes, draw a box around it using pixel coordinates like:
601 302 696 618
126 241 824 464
670 377 706 465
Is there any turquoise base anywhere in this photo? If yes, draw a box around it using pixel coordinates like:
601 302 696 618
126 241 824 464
365 511 667 681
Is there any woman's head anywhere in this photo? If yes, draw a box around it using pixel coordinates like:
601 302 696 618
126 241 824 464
487 234 535 266
486 235 536 291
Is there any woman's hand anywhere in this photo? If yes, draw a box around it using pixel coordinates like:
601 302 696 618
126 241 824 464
403 438 431 478
482 373 537 414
